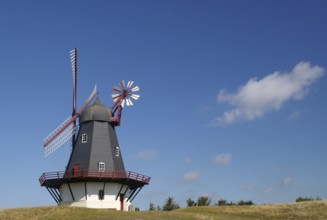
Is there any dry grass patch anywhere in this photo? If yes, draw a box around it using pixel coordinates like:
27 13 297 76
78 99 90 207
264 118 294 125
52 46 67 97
1 201 326 220
176 201 327 220
0 207 197 220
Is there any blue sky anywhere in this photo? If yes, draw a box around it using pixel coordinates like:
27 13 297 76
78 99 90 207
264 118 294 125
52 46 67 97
0 0 326 210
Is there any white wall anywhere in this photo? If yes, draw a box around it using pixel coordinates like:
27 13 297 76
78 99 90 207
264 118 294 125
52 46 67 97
60 182 132 210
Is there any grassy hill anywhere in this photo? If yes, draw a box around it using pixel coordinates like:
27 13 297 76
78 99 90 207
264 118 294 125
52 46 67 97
1 201 326 220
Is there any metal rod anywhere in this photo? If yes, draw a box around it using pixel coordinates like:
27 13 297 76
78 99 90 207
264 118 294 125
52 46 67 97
67 183 75 201
46 187 59 204
53 188 62 202
122 186 130 197
127 188 137 202
50 187 61 203
84 182 87 200
130 187 143 202
116 184 125 200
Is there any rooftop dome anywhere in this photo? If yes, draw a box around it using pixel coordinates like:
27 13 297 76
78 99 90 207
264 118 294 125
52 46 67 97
79 98 112 123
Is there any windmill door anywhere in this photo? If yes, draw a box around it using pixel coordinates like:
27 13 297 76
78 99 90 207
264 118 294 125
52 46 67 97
73 164 80 177
120 194 124 211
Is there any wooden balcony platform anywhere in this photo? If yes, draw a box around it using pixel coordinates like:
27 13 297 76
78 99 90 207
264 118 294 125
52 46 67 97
39 170 151 189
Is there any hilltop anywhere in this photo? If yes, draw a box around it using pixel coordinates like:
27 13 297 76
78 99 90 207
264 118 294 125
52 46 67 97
1 200 326 220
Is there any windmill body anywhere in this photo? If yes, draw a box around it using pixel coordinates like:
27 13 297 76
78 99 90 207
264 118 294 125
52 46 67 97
66 98 125 173
39 49 150 210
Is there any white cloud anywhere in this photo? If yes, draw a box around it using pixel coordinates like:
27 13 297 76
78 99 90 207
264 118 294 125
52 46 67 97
183 157 192 165
135 149 157 160
146 188 167 199
240 183 256 191
282 176 294 187
287 110 301 121
197 105 212 112
182 170 201 182
211 61 324 125
264 186 274 193
212 153 232 167
180 157 192 168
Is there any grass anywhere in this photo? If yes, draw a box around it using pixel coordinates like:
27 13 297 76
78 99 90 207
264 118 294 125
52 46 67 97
1 201 326 220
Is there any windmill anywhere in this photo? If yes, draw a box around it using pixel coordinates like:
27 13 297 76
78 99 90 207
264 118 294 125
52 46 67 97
39 48 150 210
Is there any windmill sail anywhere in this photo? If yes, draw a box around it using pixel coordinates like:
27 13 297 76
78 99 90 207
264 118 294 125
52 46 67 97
43 85 97 157
70 48 78 147
70 48 77 114
44 119 77 157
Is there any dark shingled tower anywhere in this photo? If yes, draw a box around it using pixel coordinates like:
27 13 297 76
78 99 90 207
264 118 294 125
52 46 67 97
66 98 125 173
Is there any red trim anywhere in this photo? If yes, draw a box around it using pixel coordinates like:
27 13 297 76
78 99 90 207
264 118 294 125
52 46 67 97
111 105 122 126
111 96 124 113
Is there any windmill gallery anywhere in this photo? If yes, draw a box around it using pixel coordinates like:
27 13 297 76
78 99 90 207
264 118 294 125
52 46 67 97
39 49 150 211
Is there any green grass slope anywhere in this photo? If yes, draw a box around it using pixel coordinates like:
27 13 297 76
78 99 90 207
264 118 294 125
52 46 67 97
1 201 326 220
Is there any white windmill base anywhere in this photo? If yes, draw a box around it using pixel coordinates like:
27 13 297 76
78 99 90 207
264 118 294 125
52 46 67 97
39 170 150 210
59 182 133 211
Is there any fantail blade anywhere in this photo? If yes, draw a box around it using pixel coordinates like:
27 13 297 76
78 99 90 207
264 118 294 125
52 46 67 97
113 86 121 93
131 94 140 100
126 98 133 106
120 80 126 88
127 81 134 88
131 86 139 92
120 99 125 108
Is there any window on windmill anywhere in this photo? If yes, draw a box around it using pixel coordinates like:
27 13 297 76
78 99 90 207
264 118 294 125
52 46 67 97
98 162 105 171
82 134 88 143
115 146 120 157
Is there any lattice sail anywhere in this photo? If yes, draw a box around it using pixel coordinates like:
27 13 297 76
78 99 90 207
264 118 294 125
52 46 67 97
43 48 97 157
43 85 97 157
70 48 78 114
43 116 76 157
70 49 77 79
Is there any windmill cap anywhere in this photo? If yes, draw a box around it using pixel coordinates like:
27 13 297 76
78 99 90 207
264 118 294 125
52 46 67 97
79 98 112 123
